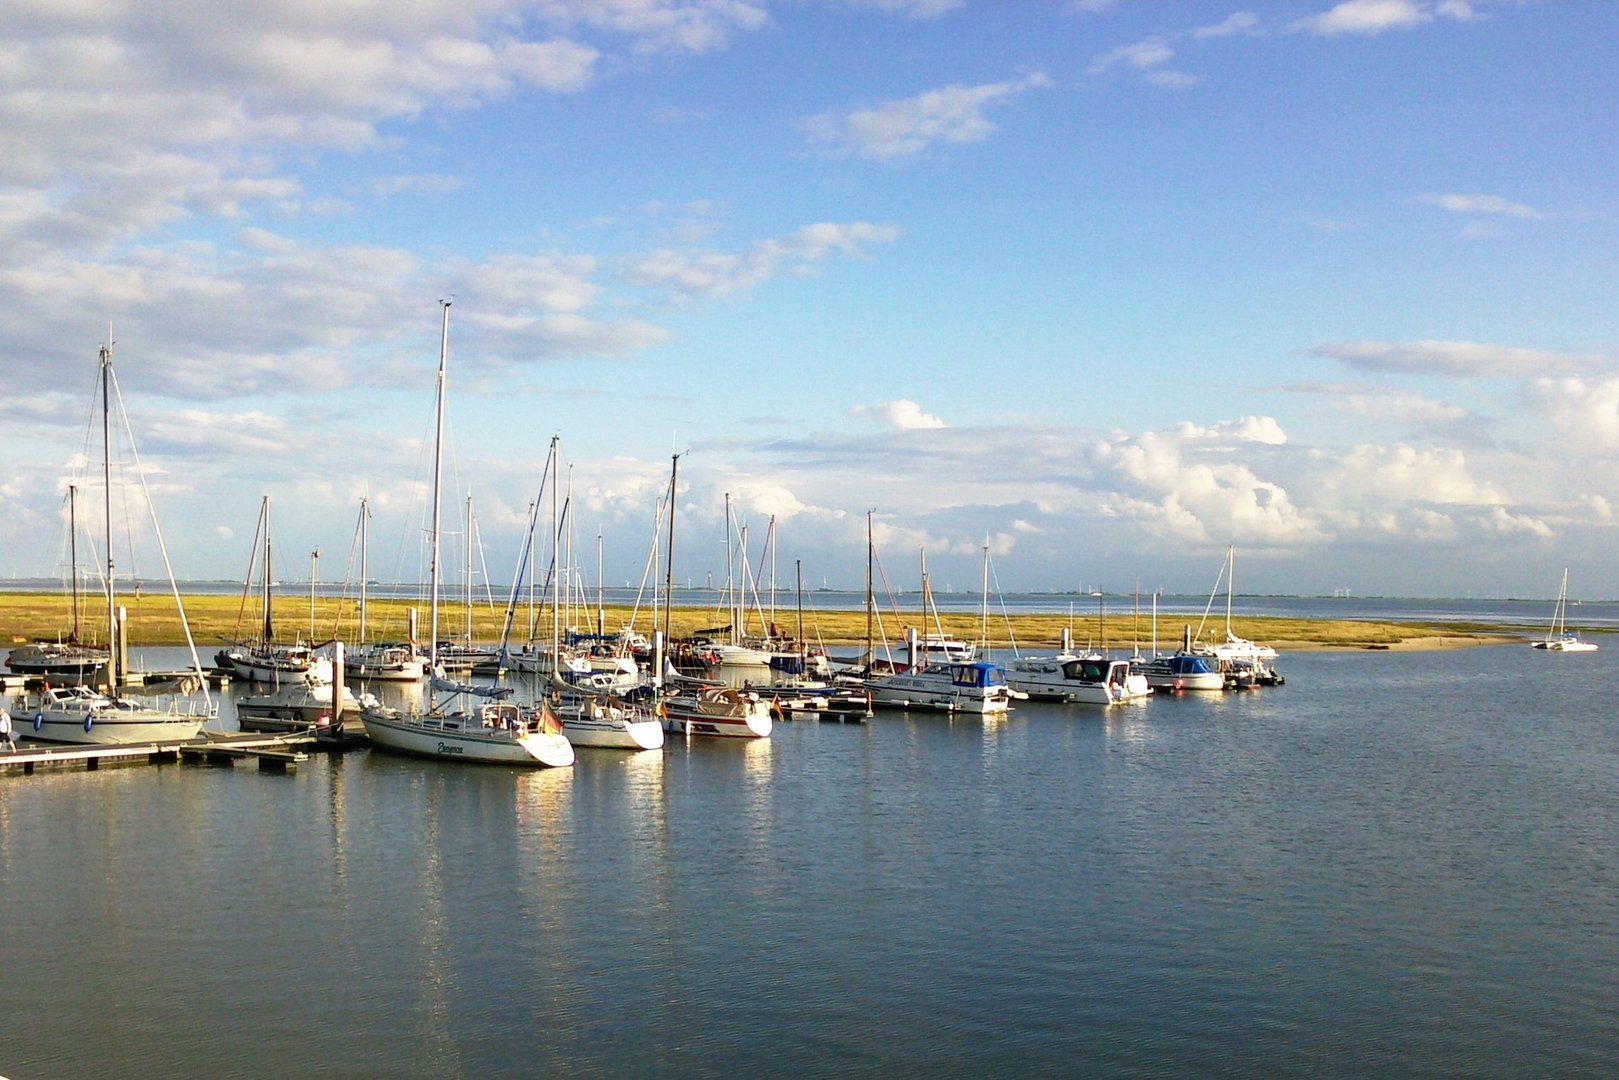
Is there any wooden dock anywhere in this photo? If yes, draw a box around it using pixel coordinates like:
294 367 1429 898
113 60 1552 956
0 732 348 777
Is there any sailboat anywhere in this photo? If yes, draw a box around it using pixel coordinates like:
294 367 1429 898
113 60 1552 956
1188 545 1283 685
359 301 573 767
5 485 112 683
216 495 334 684
342 497 426 682
13 340 217 745
1530 569 1599 652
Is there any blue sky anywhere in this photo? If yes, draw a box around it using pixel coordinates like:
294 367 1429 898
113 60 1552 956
3 0 1615 600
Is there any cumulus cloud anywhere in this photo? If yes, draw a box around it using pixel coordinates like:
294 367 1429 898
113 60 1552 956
1295 0 1444 36
849 400 948 430
1177 416 1288 445
1529 376 1619 452
802 72 1052 160
1310 340 1580 378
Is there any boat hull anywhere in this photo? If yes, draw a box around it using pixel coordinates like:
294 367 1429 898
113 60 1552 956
17 706 208 746
660 693 773 738
562 717 665 750
360 708 575 766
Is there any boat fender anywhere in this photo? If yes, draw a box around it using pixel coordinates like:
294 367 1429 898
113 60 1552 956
34 712 44 731
84 715 94 732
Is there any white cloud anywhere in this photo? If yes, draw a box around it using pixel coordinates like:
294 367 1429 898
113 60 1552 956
1195 12 1260 38
849 400 948 430
1088 37 1175 76
1311 340 1581 378
620 222 900 300
1177 416 1288 444
843 0 964 16
1529 376 1619 452
1295 0 1434 36
802 73 1052 160
1329 443 1504 505
1419 193 1544 219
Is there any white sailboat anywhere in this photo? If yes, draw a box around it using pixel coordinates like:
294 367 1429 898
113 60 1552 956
1530 568 1598 652
216 495 335 685
13 340 217 745
343 497 426 682
359 300 574 768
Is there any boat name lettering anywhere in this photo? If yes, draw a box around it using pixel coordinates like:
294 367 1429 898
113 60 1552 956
436 742 464 755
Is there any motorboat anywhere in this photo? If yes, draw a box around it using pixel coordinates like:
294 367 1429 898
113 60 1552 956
865 660 1017 715
1006 654 1150 705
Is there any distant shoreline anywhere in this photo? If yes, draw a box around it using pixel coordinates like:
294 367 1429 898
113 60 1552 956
0 590 1543 653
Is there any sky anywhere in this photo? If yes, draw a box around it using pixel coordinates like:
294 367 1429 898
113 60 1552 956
3 0 1616 602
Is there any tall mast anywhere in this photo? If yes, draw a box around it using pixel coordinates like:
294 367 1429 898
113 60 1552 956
596 527 605 638
549 436 560 658
662 453 679 647
358 497 370 643
428 299 450 673
68 484 81 642
980 538 989 651
725 492 734 643
864 510 874 662
1225 544 1235 638
261 496 273 644
100 342 116 689
465 493 474 643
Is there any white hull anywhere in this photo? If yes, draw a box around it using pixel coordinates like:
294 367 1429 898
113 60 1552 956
866 682 1010 714
1007 655 1149 705
562 716 665 750
866 661 1014 714
1532 638 1599 652
360 706 574 766
556 694 664 749
344 656 425 682
15 695 211 746
661 689 773 738
218 650 334 685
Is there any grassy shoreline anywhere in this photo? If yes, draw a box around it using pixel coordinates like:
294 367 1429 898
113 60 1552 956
0 590 1534 653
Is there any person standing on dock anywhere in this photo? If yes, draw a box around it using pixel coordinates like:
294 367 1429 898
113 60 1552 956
0 705 15 752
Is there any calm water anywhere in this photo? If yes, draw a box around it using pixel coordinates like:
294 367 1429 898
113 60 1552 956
4 643 1618 1077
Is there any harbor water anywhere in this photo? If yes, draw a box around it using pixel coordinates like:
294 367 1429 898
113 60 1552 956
3 641 1618 1076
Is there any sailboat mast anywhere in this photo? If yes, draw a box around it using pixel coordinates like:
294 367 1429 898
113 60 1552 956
100 342 117 689
550 436 560 660
865 511 874 662
68 484 81 642
725 492 735 644
428 299 450 671
1225 544 1235 638
465 494 474 643
980 539 989 650
663 453 679 647
358 497 369 644
261 496 273 644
